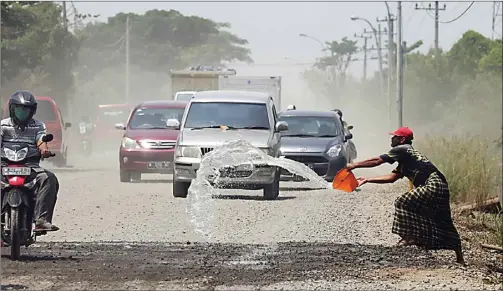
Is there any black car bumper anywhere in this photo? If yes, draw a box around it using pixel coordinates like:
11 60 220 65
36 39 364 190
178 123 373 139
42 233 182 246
280 154 347 182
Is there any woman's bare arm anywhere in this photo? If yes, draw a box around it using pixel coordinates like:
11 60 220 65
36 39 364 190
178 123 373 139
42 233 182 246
367 172 402 184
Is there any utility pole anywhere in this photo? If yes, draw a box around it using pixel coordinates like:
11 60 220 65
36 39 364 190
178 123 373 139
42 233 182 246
414 2 446 61
492 1 503 40
354 33 372 82
62 2 68 31
363 26 386 98
125 16 130 103
396 1 403 128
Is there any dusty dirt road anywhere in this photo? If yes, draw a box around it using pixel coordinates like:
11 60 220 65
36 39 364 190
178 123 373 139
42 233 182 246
1 153 500 290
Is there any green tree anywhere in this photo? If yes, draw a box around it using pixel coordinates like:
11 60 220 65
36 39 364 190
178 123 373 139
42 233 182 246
75 9 253 84
478 42 502 74
447 30 499 78
1 1 80 114
315 37 358 79
72 9 253 109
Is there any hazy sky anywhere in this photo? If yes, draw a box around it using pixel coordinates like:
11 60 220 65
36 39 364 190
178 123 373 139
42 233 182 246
73 1 502 75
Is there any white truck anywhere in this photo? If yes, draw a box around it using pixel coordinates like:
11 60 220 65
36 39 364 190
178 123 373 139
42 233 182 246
169 69 237 101
218 76 282 110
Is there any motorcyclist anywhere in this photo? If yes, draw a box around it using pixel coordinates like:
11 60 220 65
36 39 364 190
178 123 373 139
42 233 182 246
333 108 357 163
79 115 94 136
332 109 349 134
0 90 60 232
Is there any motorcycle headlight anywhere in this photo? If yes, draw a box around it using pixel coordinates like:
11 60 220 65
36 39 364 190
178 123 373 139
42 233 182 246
326 144 342 157
122 137 140 149
16 147 28 161
2 147 28 162
175 146 201 158
3 148 17 161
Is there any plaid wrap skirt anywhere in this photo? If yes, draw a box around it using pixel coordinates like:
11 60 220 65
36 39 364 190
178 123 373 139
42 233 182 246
392 172 462 250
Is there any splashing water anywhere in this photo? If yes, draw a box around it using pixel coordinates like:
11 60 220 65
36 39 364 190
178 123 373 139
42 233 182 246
186 139 331 239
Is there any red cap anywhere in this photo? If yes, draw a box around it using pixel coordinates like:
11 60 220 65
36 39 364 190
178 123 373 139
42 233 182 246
390 127 414 139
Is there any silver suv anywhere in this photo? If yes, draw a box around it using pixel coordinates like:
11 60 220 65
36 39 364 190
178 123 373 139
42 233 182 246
166 90 288 200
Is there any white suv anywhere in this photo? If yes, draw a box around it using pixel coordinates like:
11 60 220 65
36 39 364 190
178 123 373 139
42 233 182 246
166 90 288 200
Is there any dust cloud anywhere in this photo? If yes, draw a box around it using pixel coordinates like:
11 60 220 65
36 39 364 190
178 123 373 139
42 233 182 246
229 61 394 176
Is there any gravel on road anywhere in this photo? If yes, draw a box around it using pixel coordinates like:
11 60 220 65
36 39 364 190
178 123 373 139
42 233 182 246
1 153 500 290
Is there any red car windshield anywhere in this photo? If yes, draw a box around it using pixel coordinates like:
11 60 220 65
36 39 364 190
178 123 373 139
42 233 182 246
34 100 57 122
97 108 128 126
128 107 185 129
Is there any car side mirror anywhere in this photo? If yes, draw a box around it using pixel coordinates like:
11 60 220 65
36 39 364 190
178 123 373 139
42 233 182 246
64 122 72 129
275 121 288 132
345 133 353 141
347 125 354 130
166 119 180 130
114 123 126 130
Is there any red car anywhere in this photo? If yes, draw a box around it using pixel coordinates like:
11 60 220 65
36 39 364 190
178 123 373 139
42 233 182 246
93 103 132 149
116 100 188 182
2 96 71 167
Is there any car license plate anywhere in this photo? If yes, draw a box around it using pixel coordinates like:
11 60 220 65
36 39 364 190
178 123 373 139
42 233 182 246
2 167 31 176
147 161 171 169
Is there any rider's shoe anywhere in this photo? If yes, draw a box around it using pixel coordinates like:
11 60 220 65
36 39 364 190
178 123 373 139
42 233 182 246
34 221 59 232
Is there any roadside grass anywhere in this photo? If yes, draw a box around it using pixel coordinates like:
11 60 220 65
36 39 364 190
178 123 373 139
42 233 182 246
416 135 501 204
417 135 502 247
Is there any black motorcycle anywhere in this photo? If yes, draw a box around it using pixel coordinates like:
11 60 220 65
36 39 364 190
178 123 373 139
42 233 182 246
1 134 55 260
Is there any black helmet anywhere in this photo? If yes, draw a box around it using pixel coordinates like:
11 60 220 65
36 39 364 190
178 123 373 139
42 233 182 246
9 90 38 127
332 108 343 118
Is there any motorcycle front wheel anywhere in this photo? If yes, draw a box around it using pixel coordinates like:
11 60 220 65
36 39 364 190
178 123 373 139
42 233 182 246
9 207 23 260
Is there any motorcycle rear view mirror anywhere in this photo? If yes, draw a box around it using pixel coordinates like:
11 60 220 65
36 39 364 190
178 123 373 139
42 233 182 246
42 134 54 143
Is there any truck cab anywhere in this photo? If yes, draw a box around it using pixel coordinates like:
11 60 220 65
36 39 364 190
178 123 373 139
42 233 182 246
169 67 237 99
173 91 196 102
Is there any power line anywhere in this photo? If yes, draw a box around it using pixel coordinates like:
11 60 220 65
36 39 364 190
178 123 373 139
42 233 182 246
418 1 474 24
439 2 474 24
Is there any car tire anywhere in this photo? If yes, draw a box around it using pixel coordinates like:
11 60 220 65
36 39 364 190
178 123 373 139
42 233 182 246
263 168 280 200
173 181 190 198
120 170 131 182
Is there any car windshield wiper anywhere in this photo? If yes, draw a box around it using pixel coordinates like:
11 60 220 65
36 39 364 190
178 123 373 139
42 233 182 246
237 126 270 130
282 134 317 137
190 125 237 130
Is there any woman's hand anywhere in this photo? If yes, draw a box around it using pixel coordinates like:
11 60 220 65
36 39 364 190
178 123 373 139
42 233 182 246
356 177 368 187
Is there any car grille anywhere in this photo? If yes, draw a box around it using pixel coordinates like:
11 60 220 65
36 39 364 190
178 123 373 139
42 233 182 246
140 140 176 149
219 169 253 178
284 155 328 164
200 147 214 156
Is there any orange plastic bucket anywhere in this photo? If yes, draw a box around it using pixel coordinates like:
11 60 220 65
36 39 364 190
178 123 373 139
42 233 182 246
332 168 359 192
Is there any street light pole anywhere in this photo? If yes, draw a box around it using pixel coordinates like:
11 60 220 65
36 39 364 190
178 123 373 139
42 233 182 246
299 33 333 81
299 33 329 57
